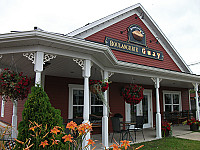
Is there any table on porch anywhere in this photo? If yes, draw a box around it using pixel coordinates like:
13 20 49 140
120 121 136 142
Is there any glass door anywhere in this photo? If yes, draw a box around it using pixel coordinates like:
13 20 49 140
126 90 152 128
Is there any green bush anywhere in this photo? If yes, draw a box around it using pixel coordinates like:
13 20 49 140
16 85 63 149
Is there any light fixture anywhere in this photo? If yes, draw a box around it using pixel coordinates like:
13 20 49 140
140 12 144 19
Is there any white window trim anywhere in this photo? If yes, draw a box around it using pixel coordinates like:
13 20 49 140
163 90 182 112
68 84 103 119
68 84 84 119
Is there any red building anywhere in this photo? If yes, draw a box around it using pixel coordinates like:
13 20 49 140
0 3 200 147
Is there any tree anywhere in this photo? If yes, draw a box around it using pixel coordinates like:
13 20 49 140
16 85 63 149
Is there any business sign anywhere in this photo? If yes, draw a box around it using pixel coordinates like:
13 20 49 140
128 24 146 46
105 37 163 61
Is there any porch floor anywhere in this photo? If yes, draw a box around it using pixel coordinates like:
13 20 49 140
91 125 194 149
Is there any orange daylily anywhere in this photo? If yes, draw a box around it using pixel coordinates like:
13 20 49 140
120 140 131 149
62 134 73 142
50 127 60 135
85 122 92 130
51 139 59 145
78 124 86 135
40 140 49 148
87 139 95 146
110 143 121 150
29 126 37 131
66 121 77 130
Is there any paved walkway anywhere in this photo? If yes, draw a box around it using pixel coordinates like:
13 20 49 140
173 125 200 141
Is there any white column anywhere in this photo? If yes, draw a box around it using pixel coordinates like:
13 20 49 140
194 83 199 120
152 78 162 139
12 100 18 139
1 96 5 117
34 52 44 86
102 71 109 148
82 59 91 149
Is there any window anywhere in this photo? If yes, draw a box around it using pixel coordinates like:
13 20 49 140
163 91 181 112
68 84 103 119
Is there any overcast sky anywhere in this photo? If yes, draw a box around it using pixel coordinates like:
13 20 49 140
0 0 200 74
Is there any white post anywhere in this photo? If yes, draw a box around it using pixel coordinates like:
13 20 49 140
34 52 44 86
1 96 5 117
194 83 199 120
12 100 18 139
152 78 162 139
82 59 91 149
102 71 109 148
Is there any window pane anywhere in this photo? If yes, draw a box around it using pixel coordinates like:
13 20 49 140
142 95 148 124
73 106 83 118
131 104 137 122
91 94 103 105
73 90 84 105
91 106 103 118
165 105 171 112
173 105 179 111
173 94 179 104
165 94 172 104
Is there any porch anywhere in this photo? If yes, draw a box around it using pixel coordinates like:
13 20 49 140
92 125 192 149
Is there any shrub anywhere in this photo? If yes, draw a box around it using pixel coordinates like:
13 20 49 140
16 85 63 149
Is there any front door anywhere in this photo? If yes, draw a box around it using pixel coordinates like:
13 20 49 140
125 89 153 128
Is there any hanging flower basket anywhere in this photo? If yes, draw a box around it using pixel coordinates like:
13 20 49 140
89 79 111 113
89 79 110 94
0 68 31 102
121 84 144 104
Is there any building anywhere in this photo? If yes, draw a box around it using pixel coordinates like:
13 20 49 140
0 3 200 148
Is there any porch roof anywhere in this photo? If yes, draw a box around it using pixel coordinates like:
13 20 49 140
0 30 200 89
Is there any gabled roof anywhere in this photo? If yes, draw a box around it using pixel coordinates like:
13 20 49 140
67 3 192 74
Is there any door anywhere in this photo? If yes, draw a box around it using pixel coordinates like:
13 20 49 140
125 89 152 128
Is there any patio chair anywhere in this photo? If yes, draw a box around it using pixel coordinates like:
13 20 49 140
111 117 128 144
129 116 145 142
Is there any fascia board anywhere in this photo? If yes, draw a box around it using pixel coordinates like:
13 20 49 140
111 61 200 83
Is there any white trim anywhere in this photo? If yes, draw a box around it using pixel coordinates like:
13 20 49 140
163 90 182 112
68 84 84 119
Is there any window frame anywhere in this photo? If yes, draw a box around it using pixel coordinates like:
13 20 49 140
68 84 103 119
163 90 182 112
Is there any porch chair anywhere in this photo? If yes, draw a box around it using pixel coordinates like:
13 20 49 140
111 117 128 144
129 116 145 142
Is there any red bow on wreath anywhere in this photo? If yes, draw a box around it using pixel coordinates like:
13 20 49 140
121 84 144 104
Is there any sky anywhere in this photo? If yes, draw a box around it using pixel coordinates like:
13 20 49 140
0 0 200 74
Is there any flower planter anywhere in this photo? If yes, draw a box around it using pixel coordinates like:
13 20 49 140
162 129 169 137
89 84 101 94
190 123 199 131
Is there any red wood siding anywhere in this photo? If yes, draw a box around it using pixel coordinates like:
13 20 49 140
86 14 181 72
0 98 26 126
45 76 83 123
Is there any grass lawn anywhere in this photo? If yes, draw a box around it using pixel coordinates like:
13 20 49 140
130 137 200 150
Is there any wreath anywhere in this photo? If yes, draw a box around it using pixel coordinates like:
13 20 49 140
0 68 31 102
121 84 144 104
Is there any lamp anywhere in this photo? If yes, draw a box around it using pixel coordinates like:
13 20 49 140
140 12 144 19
